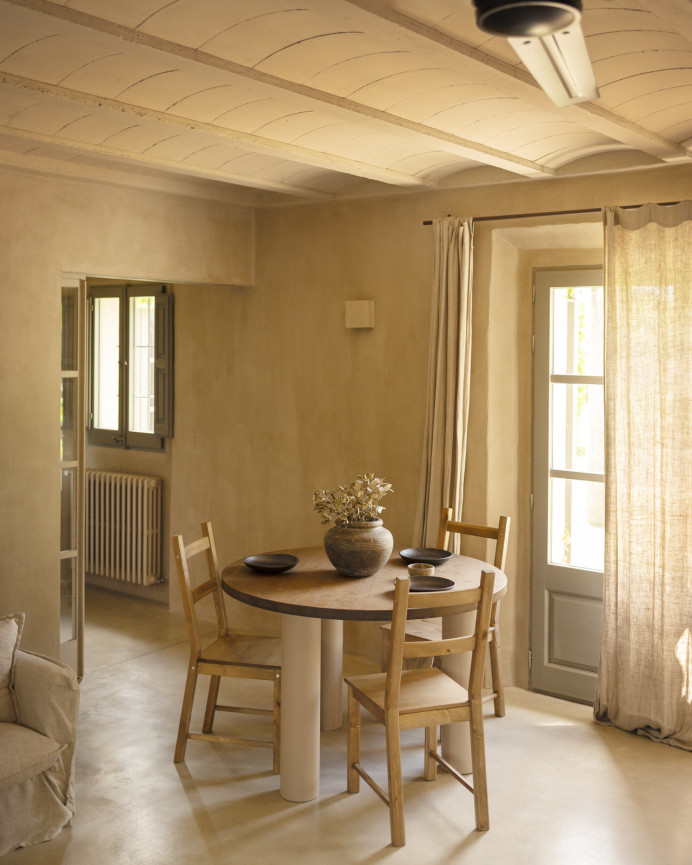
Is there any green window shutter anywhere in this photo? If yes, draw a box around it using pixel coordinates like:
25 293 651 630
154 292 174 438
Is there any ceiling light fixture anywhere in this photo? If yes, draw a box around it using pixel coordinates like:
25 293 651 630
473 1 599 107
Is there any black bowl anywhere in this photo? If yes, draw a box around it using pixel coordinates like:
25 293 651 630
243 554 299 574
399 547 453 566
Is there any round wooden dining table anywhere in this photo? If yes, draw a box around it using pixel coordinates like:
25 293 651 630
222 546 507 803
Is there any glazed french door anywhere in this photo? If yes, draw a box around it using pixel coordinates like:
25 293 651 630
60 275 86 677
531 268 604 703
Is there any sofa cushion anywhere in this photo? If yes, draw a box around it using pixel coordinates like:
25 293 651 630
0 613 24 723
0 722 64 792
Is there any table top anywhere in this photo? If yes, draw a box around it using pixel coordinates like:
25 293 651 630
221 546 507 621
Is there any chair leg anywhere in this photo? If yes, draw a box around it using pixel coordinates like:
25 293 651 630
203 675 221 733
346 688 360 793
174 662 199 763
424 726 438 781
469 701 489 831
385 718 405 847
489 604 505 717
272 673 281 775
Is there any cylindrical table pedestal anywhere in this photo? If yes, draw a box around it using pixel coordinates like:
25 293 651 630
280 614 321 801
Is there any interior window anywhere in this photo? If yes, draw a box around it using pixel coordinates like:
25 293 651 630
88 283 173 450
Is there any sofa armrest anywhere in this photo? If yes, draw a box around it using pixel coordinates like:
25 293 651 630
0 652 79 853
13 650 79 746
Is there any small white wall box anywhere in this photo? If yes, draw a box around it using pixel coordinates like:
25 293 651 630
345 300 375 328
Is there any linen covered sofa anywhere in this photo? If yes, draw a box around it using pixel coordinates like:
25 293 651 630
0 612 79 856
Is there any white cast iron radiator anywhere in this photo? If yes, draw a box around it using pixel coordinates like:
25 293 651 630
86 470 162 585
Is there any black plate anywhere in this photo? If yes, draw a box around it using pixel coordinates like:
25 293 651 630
243 554 299 574
399 547 453 566
409 576 456 592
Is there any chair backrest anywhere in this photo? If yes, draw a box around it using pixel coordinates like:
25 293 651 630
172 522 229 656
385 571 495 711
437 508 510 570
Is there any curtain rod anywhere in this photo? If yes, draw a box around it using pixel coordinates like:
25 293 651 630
422 201 681 225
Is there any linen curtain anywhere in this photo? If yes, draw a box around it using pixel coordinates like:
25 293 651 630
413 217 474 548
594 202 692 750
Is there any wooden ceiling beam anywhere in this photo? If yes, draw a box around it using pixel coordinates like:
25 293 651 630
0 0 555 177
0 72 436 190
346 0 689 163
0 121 339 198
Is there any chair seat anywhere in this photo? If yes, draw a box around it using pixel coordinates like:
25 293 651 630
201 634 281 668
346 668 469 716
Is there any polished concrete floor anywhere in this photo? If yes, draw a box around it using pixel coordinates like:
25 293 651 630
6 586 692 864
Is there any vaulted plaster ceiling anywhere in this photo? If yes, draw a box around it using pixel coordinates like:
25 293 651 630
0 0 690 205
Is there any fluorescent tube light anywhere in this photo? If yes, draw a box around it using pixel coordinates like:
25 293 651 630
508 23 599 106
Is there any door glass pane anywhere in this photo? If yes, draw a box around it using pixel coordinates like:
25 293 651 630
62 287 78 370
551 382 604 474
128 296 155 434
60 468 77 552
552 285 604 375
60 556 76 642
61 376 78 461
93 296 120 430
549 477 604 570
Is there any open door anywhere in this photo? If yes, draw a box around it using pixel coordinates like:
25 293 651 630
60 275 85 678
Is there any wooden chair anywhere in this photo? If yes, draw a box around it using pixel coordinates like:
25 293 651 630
346 570 495 847
172 522 281 772
381 509 510 716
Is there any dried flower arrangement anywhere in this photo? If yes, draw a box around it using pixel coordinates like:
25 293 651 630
313 473 393 527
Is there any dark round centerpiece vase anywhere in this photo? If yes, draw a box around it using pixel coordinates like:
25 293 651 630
323 518 393 578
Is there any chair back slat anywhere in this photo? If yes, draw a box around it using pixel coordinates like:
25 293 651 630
402 634 476 660
437 508 511 570
191 580 217 604
447 522 498 540
185 536 211 558
405 584 483 612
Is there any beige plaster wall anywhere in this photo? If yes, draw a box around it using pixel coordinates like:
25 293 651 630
224 164 688 672
470 229 524 679
168 197 437 645
0 166 254 656
2 156 689 675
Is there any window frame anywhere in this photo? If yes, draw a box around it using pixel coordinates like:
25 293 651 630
87 282 173 451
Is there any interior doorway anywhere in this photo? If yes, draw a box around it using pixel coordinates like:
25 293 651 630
59 272 174 677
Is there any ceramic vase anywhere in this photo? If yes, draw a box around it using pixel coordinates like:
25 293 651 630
323 518 393 577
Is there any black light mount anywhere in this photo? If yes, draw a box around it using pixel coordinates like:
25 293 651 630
472 0 597 106
473 0 583 39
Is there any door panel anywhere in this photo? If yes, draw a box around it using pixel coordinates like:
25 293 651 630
531 268 604 703
60 276 85 678
550 592 602 671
